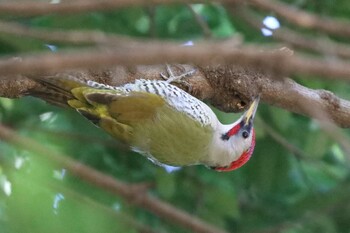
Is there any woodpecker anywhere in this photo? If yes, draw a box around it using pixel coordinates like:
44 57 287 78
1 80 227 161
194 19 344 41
29 70 259 171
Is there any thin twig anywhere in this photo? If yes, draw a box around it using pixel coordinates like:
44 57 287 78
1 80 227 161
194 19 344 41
147 5 157 38
186 4 213 38
255 117 308 160
294 93 350 159
255 116 318 193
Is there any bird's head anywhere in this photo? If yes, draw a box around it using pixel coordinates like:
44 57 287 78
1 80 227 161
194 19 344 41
213 97 260 172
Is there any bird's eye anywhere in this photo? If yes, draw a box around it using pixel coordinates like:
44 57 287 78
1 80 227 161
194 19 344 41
242 130 249 139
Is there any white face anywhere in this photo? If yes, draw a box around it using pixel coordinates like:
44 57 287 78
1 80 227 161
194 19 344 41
228 128 254 160
206 119 255 170
208 97 259 171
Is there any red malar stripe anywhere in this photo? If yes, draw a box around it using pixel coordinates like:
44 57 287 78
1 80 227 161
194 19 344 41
227 123 241 137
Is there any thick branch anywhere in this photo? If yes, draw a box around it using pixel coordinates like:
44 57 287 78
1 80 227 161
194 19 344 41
1 43 350 80
202 65 350 128
0 123 228 233
2 62 350 128
260 78 350 128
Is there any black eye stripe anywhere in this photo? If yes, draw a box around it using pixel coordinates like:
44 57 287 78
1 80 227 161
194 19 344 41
221 133 230 141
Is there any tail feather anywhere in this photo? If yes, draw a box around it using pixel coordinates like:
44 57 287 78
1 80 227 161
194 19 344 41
30 89 71 108
28 75 88 107
28 75 134 143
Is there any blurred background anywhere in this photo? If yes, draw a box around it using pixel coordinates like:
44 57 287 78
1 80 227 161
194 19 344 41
1 1 350 233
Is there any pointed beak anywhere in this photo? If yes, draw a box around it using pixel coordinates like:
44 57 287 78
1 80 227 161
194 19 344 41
241 96 260 128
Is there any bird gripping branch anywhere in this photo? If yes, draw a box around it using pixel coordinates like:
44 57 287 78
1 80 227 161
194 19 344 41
28 67 259 172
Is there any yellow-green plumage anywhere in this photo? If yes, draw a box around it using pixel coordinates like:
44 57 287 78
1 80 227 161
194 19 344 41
31 77 215 166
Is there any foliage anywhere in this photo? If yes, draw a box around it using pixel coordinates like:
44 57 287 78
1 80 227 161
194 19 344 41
1 2 350 233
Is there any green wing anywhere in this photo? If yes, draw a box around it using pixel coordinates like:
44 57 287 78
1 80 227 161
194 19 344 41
67 87 164 143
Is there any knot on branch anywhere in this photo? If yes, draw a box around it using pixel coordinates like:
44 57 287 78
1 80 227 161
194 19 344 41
318 90 341 110
201 65 261 113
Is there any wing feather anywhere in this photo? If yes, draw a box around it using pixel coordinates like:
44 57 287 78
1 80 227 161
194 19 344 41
69 87 166 143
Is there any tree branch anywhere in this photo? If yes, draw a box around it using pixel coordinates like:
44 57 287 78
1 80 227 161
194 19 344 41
1 42 350 80
0 0 207 17
233 7 350 59
249 0 350 38
2 0 350 39
258 77 350 128
0 0 172 16
186 3 213 39
255 117 309 160
0 123 228 233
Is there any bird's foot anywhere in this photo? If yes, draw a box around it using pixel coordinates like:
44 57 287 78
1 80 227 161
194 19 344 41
160 64 196 91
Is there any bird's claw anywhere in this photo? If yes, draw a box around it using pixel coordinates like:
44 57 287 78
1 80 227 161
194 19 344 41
160 64 196 92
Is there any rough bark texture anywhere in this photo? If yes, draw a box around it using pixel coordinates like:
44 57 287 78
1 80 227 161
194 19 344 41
1 63 349 128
